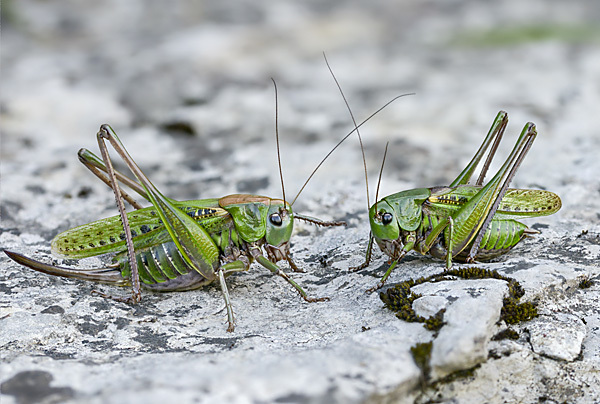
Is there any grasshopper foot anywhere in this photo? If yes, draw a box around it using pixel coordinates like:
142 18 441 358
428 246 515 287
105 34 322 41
465 256 479 264
349 261 369 273
365 281 385 294
286 257 305 273
91 289 141 304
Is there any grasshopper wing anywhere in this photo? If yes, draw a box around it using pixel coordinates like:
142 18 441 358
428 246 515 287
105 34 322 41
494 189 562 219
51 207 166 259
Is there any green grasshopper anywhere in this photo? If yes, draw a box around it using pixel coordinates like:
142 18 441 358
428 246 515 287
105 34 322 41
352 111 562 292
4 84 402 331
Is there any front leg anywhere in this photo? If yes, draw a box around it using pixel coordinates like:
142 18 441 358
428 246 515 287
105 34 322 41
366 236 414 293
365 259 399 294
285 256 304 273
257 255 329 302
250 245 329 302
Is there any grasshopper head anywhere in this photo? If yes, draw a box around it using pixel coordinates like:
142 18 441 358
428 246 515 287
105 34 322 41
369 188 430 243
219 195 293 247
265 200 294 247
369 199 400 242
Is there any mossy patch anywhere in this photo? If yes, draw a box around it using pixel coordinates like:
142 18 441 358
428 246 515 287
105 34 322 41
410 340 480 388
501 299 537 325
384 268 538 395
435 364 480 385
578 275 594 289
424 309 446 332
492 328 520 341
380 277 446 333
380 267 538 329
410 342 432 377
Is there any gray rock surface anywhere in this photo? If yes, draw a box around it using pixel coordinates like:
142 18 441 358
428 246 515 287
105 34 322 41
413 280 508 380
2 1 600 403
529 313 587 362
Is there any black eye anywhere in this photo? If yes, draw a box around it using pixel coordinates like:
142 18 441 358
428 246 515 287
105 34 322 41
269 213 283 226
381 212 393 225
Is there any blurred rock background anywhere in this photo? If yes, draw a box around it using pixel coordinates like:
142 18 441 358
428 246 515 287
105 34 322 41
1 1 599 403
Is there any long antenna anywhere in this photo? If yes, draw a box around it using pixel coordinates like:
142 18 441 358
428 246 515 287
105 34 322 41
271 78 286 206
374 142 389 214
323 53 370 209
290 93 413 206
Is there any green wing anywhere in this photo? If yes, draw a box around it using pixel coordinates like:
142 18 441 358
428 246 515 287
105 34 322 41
51 199 229 259
494 188 562 218
428 186 561 219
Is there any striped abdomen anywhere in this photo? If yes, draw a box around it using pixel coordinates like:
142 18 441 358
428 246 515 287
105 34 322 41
116 222 248 291
457 219 529 261
117 241 213 291
420 213 529 262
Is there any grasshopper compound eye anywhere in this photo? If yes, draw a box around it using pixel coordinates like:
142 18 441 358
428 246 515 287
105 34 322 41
381 212 393 225
269 212 283 226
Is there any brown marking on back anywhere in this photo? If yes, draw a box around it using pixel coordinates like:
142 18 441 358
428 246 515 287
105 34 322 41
219 194 283 207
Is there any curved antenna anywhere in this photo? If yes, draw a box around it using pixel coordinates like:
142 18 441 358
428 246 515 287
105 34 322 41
374 142 389 214
271 78 286 206
323 52 369 210
290 93 414 206
295 213 346 227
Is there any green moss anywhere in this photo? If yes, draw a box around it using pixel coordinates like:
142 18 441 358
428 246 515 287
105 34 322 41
424 309 446 332
410 342 432 378
578 276 593 289
444 267 508 281
507 279 525 300
410 341 481 394
435 365 480 385
380 278 423 323
492 328 520 341
501 299 538 325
